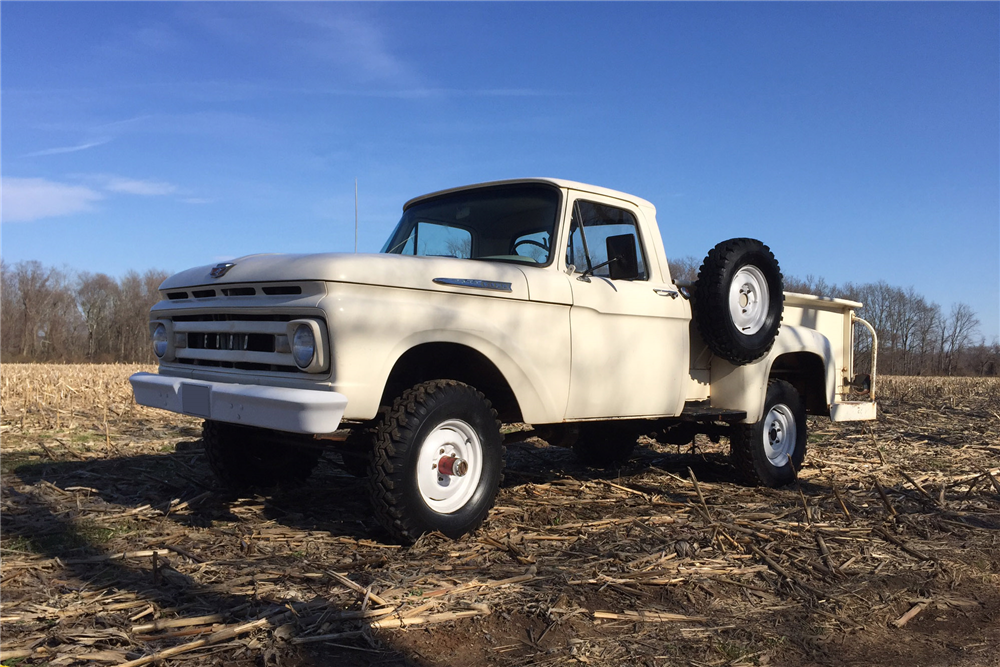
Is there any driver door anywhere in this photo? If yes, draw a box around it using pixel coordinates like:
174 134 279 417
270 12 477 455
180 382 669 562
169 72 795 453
564 193 690 419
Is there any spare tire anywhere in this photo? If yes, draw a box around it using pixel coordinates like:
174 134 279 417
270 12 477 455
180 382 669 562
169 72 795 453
694 238 783 365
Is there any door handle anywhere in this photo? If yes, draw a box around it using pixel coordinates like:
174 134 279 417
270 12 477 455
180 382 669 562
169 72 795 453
654 289 679 299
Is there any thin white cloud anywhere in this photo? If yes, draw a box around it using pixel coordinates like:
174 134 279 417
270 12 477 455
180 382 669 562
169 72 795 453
477 89 565 98
87 110 278 140
1 178 103 223
74 173 181 196
188 5 421 88
92 115 156 133
94 21 186 62
103 177 177 196
304 14 411 83
300 88 556 100
132 25 183 52
24 139 111 157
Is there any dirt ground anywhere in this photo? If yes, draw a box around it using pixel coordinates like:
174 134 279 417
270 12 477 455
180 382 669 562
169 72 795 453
1 365 998 667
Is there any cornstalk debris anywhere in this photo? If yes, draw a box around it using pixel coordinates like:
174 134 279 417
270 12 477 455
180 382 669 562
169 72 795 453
1 367 998 666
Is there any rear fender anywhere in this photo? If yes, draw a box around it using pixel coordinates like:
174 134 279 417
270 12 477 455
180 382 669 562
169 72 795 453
710 325 835 423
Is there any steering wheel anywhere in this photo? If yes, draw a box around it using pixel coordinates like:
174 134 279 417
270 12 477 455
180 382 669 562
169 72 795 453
512 239 548 255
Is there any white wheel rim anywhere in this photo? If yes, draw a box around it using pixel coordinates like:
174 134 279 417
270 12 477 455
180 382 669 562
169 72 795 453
415 419 484 514
729 265 769 336
763 403 796 467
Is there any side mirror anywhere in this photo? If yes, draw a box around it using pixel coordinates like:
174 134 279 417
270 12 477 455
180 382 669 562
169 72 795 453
606 234 640 280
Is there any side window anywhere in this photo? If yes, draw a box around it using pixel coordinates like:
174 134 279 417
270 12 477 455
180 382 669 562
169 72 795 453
565 200 647 280
400 221 472 258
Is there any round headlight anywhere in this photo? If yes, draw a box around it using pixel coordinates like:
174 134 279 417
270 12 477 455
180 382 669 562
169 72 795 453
291 324 316 368
152 323 168 358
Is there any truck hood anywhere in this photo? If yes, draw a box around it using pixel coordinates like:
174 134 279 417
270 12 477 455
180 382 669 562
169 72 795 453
159 253 533 299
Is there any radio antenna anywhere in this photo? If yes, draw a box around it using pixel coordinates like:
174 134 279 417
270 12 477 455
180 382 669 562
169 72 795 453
354 179 359 253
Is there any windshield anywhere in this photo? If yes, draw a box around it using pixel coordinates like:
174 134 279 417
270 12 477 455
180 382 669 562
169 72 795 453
381 184 561 265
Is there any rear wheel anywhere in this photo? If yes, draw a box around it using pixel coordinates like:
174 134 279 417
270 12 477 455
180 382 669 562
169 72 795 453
534 423 580 450
730 380 806 487
202 420 322 491
572 422 638 467
368 380 505 543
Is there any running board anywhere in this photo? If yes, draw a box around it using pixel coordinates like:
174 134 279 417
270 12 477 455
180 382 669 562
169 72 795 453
679 404 748 423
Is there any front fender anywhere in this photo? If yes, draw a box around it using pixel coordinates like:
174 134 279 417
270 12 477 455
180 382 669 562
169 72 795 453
376 327 565 424
327 283 571 423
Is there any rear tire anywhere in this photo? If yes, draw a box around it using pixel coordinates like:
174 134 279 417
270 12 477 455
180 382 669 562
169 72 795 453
534 423 580 450
730 380 806 487
368 380 505 543
202 420 322 491
572 422 638 467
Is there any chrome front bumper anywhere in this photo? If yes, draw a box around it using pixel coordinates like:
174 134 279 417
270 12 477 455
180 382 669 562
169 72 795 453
129 372 347 434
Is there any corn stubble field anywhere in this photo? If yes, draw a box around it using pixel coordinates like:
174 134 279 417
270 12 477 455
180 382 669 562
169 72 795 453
1 365 998 667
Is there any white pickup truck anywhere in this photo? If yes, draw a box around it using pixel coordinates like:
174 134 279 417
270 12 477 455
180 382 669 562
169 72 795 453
131 178 877 542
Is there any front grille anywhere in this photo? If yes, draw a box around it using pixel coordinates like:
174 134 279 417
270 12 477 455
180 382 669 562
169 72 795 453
163 314 325 375
187 332 275 352
262 286 302 295
175 358 300 373
173 313 293 322
165 284 303 300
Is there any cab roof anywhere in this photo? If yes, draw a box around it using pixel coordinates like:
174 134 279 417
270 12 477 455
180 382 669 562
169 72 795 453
403 178 656 212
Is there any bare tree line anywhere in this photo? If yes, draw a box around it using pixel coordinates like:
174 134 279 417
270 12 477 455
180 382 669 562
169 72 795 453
1 258 996 376
1 260 169 364
671 257 996 377
785 275 993 377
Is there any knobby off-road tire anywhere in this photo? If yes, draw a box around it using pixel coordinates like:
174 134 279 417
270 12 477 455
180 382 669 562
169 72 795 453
203 420 322 492
730 380 807 487
340 415 385 478
339 438 371 478
534 423 580 450
695 238 783 365
368 380 505 544
572 422 638 468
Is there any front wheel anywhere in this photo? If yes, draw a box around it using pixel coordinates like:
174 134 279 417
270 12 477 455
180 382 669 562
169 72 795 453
203 421 322 492
730 379 806 487
368 380 505 543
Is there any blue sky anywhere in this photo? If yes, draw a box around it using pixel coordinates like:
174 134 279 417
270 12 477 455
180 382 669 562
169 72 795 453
2 2 998 340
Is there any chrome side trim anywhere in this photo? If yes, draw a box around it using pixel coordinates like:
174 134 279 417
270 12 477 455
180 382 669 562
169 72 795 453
432 278 513 292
